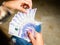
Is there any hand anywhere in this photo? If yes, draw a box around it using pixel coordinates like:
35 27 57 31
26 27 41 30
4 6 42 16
2 0 32 13
28 31 44 45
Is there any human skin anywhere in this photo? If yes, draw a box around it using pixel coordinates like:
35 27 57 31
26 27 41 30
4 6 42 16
1 0 44 45
2 0 32 13
28 31 44 45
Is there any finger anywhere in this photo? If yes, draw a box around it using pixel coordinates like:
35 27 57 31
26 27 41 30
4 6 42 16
35 31 41 39
28 31 35 43
35 31 44 45
35 31 43 41
2 1 17 9
21 3 30 9
25 0 32 9
23 0 32 9
17 7 26 13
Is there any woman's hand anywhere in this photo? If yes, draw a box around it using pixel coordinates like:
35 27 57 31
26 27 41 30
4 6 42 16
28 31 44 45
2 0 32 13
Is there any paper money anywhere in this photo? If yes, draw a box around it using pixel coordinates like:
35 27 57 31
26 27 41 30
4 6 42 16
9 8 42 42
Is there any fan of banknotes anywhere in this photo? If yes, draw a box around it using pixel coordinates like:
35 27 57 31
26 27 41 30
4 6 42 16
9 8 42 42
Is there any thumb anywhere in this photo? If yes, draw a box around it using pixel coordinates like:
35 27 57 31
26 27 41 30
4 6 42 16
17 7 26 13
28 31 35 44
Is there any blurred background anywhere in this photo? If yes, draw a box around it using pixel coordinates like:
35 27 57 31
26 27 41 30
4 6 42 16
0 0 60 45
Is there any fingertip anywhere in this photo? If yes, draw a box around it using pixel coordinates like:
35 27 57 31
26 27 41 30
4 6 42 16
27 31 31 35
28 31 35 39
21 9 27 13
18 7 27 13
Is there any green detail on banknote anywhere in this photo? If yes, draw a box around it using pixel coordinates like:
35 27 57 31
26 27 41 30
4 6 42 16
15 28 18 31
